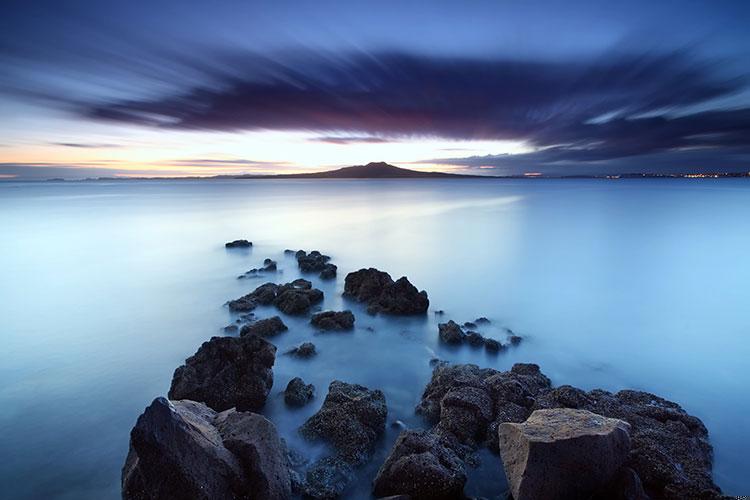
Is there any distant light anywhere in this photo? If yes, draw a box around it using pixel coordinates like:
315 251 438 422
523 172 543 177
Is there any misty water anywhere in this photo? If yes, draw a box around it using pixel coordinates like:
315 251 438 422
1 178 749 498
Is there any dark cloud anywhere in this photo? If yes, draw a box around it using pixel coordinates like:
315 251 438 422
309 136 392 145
52 142 122 148
68 49 750 170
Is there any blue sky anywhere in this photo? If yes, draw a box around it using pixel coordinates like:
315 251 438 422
2 0 749 178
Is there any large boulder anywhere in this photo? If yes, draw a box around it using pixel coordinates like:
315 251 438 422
311 310 355 330
343 268 429 315
240 316 288 337
169 335 275 412
498 408 631 500
122 398 290 500
372 430 466 500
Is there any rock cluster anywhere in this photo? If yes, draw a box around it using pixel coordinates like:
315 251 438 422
228 278 324 315
295 250 337 280
299 381 387 497
168 334 275 412
122 397 290 500
343 268 429 315
438 320 513 352
239 316 288 337
310 310 355 330
225 239 252 248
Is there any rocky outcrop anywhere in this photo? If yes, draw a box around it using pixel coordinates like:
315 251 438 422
225 239 252 248
237 259 277 279
343 268 429 315
372 430 466 500
310 310 355 330
437 320 514 351
168 335 275 412
498 408 631 500
300 381 387 497
284 377 315 407
286 342 317 358
438 320 464 344
122 398 290 500
240 316 288 337
228 279 323 315
295 250 337 280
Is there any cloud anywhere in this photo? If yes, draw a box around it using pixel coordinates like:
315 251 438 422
308 136 392 145
51 142 122 148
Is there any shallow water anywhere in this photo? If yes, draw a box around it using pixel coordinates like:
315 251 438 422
0 178 748 498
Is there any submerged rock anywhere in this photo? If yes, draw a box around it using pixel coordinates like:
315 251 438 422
465 330 485 346
343 268 429 315
311 310 355 330
372 430 466 500
239 316 288 337
286 342 317 358
225 239 252 248
498 408 631 500
122 398 290 500
284 377 315 407
168 335 275 412
483 338 503 352
437 320 465 344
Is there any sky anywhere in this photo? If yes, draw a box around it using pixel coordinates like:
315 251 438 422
1 0 750 179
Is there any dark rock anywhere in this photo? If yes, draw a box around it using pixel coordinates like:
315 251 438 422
300 380 387 464
168 335 275 412
122 398 290 500
284 249 295 255
311 310 355 330
286 342 317 358
509 334 522 345
475 317 490 324
302 456 354 499
284 377 315 407
344 268 429 315
262 258 277 270
434 310 445 315
225 239 252 248
463 321 477 329
592 466 650 500
499 408 631 500
229 280 324 315
372 430 466 500
465 331 484 346
319 263 337 280
435 386 494 446
438 320 465 344
483 338 502 352
295 249 337 279
223 324 238 333
240 316 288 337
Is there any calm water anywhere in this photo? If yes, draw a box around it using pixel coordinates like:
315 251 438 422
1 178 748 498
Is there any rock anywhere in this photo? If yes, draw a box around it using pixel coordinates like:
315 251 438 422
509 334 522 345
302 456 354 499
475 317 490 324
122 398 290 500
592 466 649 500
225 239 252 248
435 386 494 446
311 310 355 330
229 280 323 315
498 408 631 500
240 316 288 337
434 310 445 315
262 258 277 271
284 377 315 407
465 331 484 346
286 342 317 358
295 250 337 279
319 263 337 280
483 338 502 352
223 324 238 333
438 320 465 344
213 409 292 500
463 321 477 329
344 268 429 315
284 249 295 255
372 430 466 500
300 380 387 464
168 335 275 412
122 398 244 500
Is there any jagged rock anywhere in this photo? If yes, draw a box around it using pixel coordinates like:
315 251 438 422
295 250 337 279
465 331 484 346
475 317 490 324
483 338 502 352
229 280 323 315
262 258 277 271
122 398 290 500
463 321 477 329
311 310 355 330
286 342 317 358
372 430 466 500
168 335 275 412
498 408 631 500
344 268 429 315
300 380 387 463
438 320 465 344
319 263 337 280
284 377 315 407
435 385 494 446
225 239 252 248
302 456 353 499
240 316 287 337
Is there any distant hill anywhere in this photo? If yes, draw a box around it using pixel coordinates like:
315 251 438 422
234 162 478 179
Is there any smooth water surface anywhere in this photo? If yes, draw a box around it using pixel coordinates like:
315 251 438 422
1 178 748 498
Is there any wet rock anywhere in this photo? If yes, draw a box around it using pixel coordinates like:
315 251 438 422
311 310 355 330
240 316 288 337
262 258 277 271
475 317 490 324
300 380 387 463
168 335 275 412
225 239 252 248
302 456 354 499
435 386 494 446
592 466 649 500
438 320 465 344
465 331 484 346
284 377 315 407
122 398 290 500
463 321 477 329
498 408 631 500
286 342 317 358
319 263 337 280
509 334 522 345
223 324 238 333
229 280 324 315
344 268 429 315
295 250 337 279
372 430 466 500
483 338 502 352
